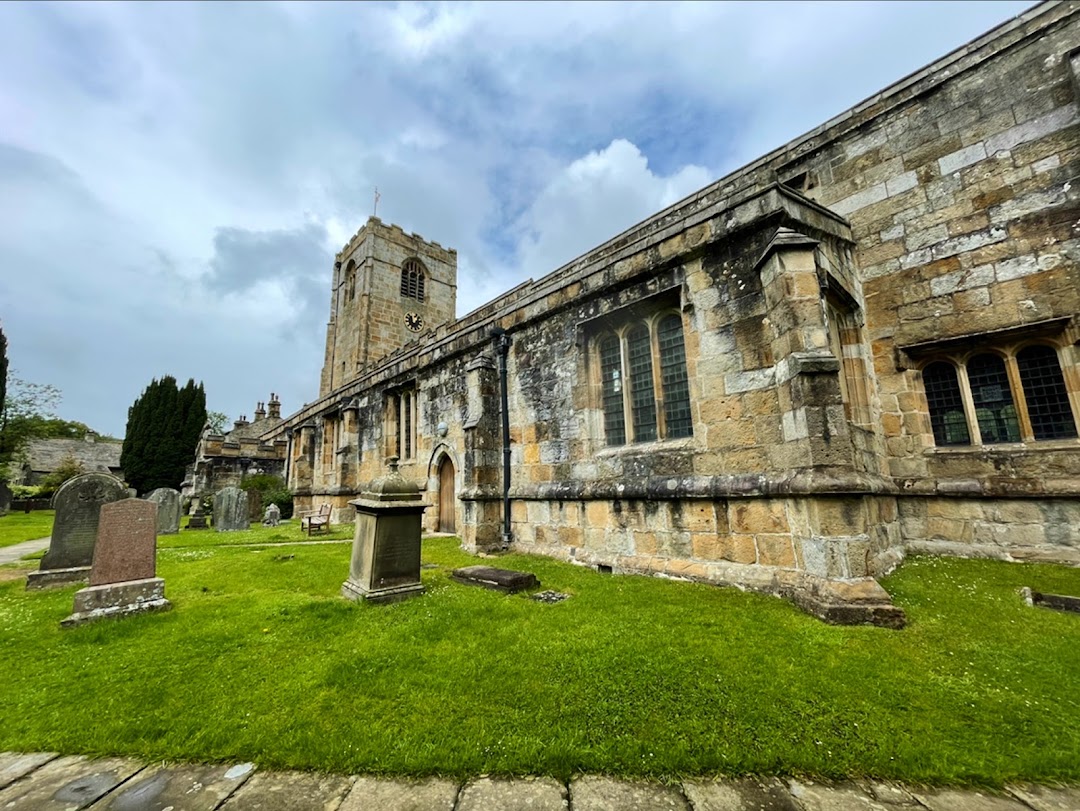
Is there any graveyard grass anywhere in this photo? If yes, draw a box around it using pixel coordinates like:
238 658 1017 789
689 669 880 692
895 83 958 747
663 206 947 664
0 510 54 548
1 533 1079 787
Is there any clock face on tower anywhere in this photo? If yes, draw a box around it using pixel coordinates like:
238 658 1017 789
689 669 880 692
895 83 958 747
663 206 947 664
404 312 424 333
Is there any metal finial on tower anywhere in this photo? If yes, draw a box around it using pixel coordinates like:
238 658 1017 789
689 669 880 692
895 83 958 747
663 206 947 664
373 186 381 218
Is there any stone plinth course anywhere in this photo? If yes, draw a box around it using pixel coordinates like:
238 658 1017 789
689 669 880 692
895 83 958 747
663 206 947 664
145 487 181 534
451 565 540 594
27 472 127 590
1 753 1078 810
61 498 171 628
213 486 249 531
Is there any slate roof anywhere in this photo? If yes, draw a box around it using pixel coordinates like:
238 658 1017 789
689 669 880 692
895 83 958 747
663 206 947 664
23 437 124 475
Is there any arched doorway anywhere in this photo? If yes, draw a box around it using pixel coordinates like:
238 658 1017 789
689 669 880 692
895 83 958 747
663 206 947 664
438 456 456 533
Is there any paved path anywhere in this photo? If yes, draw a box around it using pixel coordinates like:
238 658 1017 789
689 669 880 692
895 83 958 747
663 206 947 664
0 537 49 566
1 753 1077 810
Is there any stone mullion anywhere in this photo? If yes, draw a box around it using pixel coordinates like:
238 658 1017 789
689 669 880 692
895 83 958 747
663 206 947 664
619 328 634 444
955 362 983 446
1003 353 1034 442
648 319 667 440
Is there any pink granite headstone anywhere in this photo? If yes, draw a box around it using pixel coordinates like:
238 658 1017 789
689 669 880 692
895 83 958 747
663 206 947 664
62 498 171 627
90 499 158 585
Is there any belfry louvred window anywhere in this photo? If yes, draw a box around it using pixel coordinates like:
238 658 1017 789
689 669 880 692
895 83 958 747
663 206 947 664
400 259 426 302
597 312 692 446
922 343 1077 447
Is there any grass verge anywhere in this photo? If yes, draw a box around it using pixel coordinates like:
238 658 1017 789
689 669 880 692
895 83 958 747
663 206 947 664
161 519 353 548
0 539 1078 785
0 510 54 548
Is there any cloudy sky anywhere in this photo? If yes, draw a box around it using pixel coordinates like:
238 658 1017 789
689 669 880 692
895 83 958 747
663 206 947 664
0 0 1033 437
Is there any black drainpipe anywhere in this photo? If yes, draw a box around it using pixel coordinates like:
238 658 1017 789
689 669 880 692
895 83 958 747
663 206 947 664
492 327 512 547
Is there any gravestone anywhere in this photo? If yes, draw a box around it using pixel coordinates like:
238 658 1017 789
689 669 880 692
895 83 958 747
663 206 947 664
451 565 540 594
214 486 249 531
27 472 127 589
245 488 263 523
187 500 209 530
62 498 171 627
145 488 181 535
263 503 281 527
0 481 10 516
342 457 428 604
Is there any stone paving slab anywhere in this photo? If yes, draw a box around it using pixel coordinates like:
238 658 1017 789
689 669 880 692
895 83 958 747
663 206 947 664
2 752 1080 811
683 777 800 810
218 770 354 810
571 775 689 810
1007 784 1080 811
0 537 50 565
913 788 1033 810
456 776 565 811
0 751 57 791
0 755 145 810
789 778 914 809
86 760 255 810
339 776 459 811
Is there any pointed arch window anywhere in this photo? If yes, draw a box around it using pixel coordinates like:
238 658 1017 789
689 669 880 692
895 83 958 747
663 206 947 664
400 258 426 302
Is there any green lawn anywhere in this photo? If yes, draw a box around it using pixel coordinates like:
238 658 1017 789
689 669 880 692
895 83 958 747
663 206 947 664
0 510 54 548
161 519 353 548
1 535 1078 786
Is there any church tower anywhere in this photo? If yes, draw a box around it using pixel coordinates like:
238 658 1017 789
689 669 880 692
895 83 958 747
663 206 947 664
320 217 457 396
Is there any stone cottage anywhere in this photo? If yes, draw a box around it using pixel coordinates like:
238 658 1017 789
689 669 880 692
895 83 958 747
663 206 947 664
261 2 1080 625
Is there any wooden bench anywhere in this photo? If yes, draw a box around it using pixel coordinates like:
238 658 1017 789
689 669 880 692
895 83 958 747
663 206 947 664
299 504 331 536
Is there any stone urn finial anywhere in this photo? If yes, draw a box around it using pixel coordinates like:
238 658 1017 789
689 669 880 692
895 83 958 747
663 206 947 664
387 455 400 475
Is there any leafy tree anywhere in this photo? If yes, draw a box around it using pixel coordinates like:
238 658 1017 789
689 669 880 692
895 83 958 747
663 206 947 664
0 376 62 475
121 376 207 493
38 454 85 494
206 410 229 434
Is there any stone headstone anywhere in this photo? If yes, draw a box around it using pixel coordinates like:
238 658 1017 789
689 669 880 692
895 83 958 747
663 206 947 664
62 498 170 627
186 501 209 530
213 486 249 532
145 488 181 535
0 481 10 516
263 503 281 527
28 472 127 589
245 488 263 523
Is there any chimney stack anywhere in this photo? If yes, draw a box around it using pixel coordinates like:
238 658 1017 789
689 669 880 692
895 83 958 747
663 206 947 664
268 392 281 419
254 401 267 420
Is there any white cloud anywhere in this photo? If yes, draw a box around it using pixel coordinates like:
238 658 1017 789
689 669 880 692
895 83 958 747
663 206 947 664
0 0 1032 437
511 139 710 281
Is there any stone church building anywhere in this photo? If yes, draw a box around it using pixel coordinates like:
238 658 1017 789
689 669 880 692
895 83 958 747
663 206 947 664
264 2 1080 625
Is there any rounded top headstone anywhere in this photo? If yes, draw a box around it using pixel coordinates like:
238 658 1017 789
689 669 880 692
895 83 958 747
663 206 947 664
361 456 422 502
50 472 128 509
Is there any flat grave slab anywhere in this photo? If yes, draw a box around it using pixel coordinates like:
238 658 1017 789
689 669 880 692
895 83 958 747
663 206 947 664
451 565 539 594
1022 587 1080 614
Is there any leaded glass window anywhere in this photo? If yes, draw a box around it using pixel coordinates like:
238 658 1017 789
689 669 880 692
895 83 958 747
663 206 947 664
658 314 692 438
627 325 657 442
599 335 626 446
1017 345 1077 440
595 313 692 446
967 353 1020 444
924 362 970 446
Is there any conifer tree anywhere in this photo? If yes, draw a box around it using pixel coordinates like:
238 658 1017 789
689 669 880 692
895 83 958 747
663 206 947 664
121 376 207 493
0 324 7 422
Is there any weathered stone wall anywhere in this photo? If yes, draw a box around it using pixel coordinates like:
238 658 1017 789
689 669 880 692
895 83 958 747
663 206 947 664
278 3 1080 615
